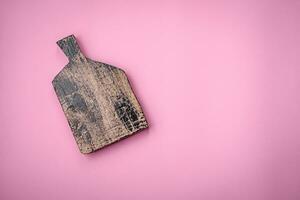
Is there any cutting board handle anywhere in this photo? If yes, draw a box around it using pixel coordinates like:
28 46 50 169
57 35 85 61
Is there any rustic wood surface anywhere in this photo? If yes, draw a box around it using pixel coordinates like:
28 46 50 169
52 35 148 154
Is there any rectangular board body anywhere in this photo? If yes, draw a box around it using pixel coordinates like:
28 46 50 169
52 35 148 153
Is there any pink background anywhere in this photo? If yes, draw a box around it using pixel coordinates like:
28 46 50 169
1 0 300 199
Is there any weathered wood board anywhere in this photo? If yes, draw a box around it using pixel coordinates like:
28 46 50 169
52 35 148 154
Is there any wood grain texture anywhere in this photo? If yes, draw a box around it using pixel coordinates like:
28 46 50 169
52 35 148 154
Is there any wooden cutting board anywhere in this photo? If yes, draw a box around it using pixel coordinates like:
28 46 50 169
52 35 148 154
